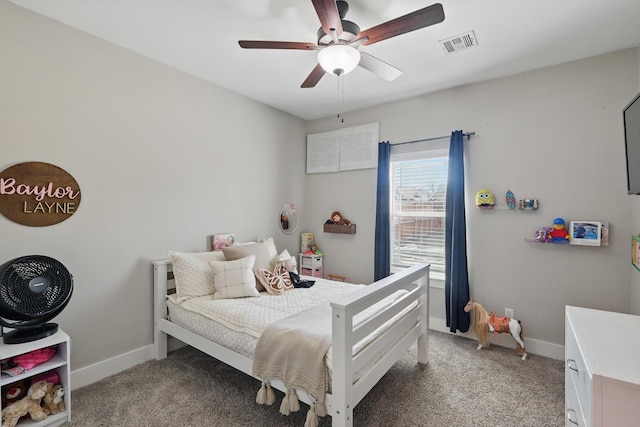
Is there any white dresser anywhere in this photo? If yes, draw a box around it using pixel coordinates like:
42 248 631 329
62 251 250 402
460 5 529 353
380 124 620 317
565 306 640 426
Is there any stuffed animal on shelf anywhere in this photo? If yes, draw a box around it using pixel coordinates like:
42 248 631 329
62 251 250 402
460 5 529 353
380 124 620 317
1 379 28 408
327 211 351 225
531 226 553 243
548 217 570 243
475 189 495 209
42 384 65 415
1 380 50 427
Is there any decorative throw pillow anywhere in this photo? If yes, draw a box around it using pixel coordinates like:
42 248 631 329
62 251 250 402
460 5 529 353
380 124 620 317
208 256 259 299
222 238 277 291
257 262 293 295
168 251 226 303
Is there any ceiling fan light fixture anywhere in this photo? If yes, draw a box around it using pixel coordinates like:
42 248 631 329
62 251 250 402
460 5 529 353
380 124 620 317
317 44 361 76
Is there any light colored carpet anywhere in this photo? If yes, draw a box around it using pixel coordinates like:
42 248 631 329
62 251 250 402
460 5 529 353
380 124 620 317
65 331 564 426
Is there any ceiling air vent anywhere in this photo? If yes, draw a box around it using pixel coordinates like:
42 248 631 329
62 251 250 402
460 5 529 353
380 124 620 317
440 31 478 54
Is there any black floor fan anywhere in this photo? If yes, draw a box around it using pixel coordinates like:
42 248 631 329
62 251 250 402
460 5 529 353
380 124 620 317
0 255 73 344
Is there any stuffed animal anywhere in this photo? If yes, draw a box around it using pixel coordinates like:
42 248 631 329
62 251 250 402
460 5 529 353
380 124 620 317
328 211 351 225
42 384 65 415
1 379 28 408
1 381 50 427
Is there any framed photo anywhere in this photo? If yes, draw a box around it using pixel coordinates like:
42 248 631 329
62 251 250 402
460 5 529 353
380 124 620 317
212 233 235 251
633 235 640 271
569 221 601 246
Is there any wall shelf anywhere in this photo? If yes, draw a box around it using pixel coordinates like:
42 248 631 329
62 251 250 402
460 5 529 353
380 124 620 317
324 224 356 234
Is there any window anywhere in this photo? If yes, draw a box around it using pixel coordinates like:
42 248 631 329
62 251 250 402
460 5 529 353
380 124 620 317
390 147 448 280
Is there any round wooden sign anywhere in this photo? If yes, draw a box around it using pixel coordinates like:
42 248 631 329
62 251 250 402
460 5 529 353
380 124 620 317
0 162 81 227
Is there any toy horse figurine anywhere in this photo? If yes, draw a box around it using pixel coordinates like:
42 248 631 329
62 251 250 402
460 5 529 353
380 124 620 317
464 299 527 360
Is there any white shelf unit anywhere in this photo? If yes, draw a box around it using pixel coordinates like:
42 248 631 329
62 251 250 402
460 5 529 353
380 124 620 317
565 306 640 426
299 253 323 278
1 330 71 427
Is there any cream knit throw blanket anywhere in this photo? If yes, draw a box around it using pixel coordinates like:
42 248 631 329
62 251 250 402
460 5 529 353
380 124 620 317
252 301 332 420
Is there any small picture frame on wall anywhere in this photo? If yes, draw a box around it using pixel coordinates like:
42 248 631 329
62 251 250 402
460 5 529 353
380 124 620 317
212 234 235 251
569 221 602 246
632 235 640 271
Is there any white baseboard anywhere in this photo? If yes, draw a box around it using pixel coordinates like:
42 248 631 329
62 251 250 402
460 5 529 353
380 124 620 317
71 320 564 390
429 316 564 361
70 344 154 390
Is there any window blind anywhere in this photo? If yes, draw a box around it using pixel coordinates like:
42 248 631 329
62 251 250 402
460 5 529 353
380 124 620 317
390 153 448 279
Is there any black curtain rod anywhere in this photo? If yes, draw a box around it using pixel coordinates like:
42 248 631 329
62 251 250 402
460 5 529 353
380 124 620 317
392 131 475 146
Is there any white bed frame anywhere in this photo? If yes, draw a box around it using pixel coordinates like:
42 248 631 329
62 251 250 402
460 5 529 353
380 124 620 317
153 260 429 427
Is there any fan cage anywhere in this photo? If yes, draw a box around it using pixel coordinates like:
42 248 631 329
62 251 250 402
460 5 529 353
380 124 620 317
0 255 73 328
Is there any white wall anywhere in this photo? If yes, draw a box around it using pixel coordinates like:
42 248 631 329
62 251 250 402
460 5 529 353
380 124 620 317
2 0 638 382
305 49 638 348
0 1 306 373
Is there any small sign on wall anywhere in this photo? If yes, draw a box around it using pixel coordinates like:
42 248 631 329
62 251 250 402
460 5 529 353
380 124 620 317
0 161 81 227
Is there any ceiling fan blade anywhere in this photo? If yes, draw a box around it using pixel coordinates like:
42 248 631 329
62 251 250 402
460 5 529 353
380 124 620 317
312 0 343 36
358 52 402 81
359 3 445 46
301 63 326 88
239 40 319 50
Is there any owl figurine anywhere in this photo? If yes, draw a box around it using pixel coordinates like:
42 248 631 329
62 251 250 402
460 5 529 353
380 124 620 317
475 189 495 209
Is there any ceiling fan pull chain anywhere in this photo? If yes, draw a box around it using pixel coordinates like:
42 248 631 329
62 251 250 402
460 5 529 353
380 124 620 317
337 74 345 123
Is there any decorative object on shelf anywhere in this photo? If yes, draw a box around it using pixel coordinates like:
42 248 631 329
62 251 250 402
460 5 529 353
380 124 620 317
300 232 314 254
464 300 527 361
0 380 51 427
212 234 235 251
0 256 73 344
279 203 299 235
505 190 516 210
525 226 553 243
475 188 495 209
569 221 604 247
632 235 640 271
518 198 539 210
326 211 351 225
548 218 570 243
324 210 356 233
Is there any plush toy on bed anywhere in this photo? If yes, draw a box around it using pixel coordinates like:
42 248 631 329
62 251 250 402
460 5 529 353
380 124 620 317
42 384 65 416
1 381 50 427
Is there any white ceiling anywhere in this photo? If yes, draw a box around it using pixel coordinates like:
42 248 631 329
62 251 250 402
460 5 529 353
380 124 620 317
10 0 640 121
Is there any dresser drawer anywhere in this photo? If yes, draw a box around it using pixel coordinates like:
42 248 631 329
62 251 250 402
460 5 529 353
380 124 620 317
566 364 587 426
565 319 592 426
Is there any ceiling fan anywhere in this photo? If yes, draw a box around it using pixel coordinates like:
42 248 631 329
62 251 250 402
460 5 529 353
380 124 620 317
238 0 445 88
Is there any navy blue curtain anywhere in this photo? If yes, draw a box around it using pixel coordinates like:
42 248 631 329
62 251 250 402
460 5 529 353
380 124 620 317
445 130 470 333
374 142 391 281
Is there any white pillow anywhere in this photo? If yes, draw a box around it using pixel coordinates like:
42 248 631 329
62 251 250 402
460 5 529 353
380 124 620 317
168 251 225 303
222 238 277 291
209 256 259 299
276 249 291 263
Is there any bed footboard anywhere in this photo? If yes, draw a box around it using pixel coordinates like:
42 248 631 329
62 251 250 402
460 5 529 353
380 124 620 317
328 263 430 427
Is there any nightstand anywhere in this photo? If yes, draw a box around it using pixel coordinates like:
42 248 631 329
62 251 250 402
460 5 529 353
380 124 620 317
299 253 323 278
0 329 71 426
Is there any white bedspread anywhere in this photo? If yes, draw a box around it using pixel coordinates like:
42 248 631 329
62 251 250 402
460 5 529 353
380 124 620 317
171 278 363 341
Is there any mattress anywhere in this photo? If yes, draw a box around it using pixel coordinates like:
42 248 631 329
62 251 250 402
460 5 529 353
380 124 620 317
167 277 363 359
